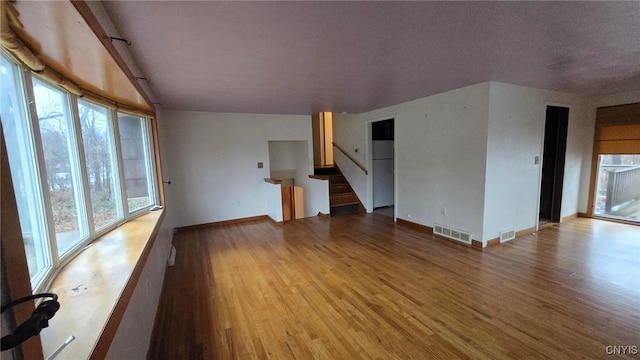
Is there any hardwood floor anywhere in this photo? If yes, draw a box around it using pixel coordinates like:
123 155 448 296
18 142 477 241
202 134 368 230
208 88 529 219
148 214 640 359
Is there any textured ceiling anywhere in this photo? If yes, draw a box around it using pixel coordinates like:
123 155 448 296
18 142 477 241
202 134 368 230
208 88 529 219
102 1 640 115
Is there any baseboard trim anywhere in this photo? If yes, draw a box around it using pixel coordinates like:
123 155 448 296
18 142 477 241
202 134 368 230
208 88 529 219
396 218 434 234
472 238 499 249
516 226 536 238
176 215 269 233
267 216 284 226
561 213 578 222
473 225 538 249
398 219 482 248
537 222 557 230
577 212 589 218
487 238 500 247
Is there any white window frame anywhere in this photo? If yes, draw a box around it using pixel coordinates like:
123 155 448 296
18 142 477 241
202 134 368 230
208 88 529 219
117 112 159 216
77 98 127 238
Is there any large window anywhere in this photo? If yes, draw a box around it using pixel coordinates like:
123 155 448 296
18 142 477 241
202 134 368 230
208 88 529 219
0 53 158 291
0 55 51 284
118 113 156 213
79 99 123 230
590 103 640 222
594 155 640 222
33 78 88 255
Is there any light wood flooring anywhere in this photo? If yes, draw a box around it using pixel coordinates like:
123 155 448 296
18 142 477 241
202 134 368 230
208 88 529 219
148 214 640 359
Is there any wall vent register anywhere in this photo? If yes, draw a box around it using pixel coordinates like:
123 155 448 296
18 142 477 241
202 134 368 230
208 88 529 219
433 224 472 244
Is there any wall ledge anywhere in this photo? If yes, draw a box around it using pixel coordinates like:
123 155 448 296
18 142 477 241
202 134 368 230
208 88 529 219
40 210 165 359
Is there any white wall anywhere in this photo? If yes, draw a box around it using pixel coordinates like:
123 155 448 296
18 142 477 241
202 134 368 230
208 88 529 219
591 90 640 108
334 83 491 240
159 111 328 228
333 113 367 168
268 141 301 174
333 149 368 208
483 82 589 243
293 141 329 218
333 82 639 244
484 87 640 243
295 176 329 219
264 140 329 221
106 223 172 360
105 112 174 359
265 182 283 222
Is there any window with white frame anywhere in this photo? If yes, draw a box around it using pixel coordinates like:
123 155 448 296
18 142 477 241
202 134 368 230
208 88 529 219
79 99 124 230
117 113 157 213
33 77 90 256
0 52 158 292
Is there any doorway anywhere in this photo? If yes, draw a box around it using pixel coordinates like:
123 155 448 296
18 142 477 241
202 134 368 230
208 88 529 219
311 112 333 169
539 106 569 225
372 119 394 217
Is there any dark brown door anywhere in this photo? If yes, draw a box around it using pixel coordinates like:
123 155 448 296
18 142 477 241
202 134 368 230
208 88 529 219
539 106 569 223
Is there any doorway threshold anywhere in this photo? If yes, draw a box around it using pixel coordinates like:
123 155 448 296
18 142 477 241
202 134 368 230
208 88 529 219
593 215 639 227
538 221 557 230
374 206 394 218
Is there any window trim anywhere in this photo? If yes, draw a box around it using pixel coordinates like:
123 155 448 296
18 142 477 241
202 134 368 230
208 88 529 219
117 113 159 215
30 75 93 279
586 103 640 218
77 97 125 233
71 92 96 242
5 55 55 289
22 68 59 290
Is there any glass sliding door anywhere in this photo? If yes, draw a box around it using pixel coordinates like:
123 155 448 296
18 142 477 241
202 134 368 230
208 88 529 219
594 154 640 222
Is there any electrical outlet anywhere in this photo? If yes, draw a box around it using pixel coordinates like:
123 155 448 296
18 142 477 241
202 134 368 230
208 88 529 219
534 156 540 165
441 207 447 215
257 162 263 168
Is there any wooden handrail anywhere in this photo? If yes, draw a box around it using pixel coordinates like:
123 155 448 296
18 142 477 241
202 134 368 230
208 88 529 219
332 142 368 175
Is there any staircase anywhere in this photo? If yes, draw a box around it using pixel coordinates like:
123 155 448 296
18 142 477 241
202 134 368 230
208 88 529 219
316 167 362 215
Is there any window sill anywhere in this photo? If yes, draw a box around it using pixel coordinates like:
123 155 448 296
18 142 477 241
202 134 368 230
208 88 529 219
39 209 166 359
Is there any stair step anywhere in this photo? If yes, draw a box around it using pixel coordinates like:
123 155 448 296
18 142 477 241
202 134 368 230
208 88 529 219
314 167 339 176
330 203 360 216
329 174 347 184
330 183 351 194
330 193 360 207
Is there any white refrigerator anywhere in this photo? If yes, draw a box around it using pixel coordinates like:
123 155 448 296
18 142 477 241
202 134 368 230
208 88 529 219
372 140 394 208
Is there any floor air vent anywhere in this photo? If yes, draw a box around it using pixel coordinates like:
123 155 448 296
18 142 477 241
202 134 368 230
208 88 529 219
433 224 472 244
500 229 516 243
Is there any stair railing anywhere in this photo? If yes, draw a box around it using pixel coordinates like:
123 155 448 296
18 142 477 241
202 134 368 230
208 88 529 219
332 142 368 175
604 165 640 213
